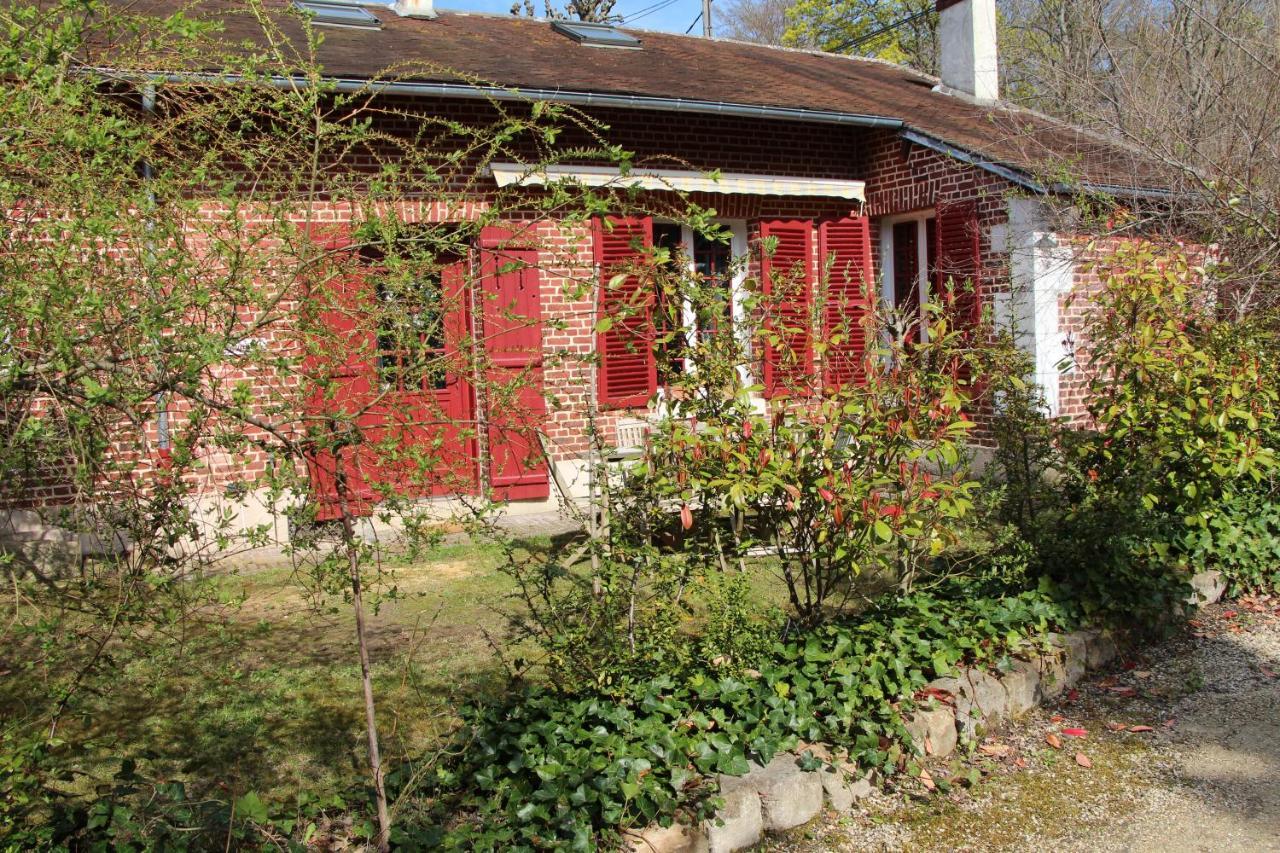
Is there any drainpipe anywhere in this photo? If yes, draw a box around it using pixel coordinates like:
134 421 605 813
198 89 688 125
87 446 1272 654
139 83 171 457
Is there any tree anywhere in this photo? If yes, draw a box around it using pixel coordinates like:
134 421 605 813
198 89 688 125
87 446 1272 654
784 0 938 73
720 0 797 44
510 0 620 22
0 0 638 846
998 0 1280 316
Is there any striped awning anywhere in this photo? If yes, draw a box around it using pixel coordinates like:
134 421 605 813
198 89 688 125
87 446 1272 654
489 163 866 201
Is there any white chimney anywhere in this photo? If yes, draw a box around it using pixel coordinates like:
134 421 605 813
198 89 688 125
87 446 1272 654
393 0 437 18
936 0 999 102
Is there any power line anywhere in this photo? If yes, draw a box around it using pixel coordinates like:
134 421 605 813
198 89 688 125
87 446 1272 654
831 8 933 55
685 10 701 34
621 0 681 25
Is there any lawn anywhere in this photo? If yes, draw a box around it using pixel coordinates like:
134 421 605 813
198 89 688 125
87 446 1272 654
42 538 533 807
8 532 811 814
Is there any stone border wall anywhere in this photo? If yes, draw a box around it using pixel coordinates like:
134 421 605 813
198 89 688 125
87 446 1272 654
626 570 1227 853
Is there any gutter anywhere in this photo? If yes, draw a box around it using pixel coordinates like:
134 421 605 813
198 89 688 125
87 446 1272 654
109 69 1182 200
902 128 1181 201
900 129 1047 193
125 69 905 130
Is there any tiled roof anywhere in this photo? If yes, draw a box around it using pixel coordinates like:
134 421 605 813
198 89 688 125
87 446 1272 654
102 1 1172 193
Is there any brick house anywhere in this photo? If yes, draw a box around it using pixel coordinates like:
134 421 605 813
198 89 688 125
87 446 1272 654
21 0 1180 546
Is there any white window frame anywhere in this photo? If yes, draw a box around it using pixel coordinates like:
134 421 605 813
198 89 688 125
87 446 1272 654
655 219 750 376
878 210 935 341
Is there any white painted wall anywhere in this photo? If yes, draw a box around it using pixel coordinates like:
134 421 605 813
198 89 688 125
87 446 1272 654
999 197 1077 417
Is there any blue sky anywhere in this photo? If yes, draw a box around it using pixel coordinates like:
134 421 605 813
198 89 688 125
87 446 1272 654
436 1 706 35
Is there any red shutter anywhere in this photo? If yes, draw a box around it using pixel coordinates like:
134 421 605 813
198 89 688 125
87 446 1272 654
760 219 815 397
594 216 656 407
479 227 550 501
934 200 982 331
819 216 873 389
301 223 380 520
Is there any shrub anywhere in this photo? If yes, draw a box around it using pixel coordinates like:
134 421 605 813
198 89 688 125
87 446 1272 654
417 585 1076 849
983 242 1280 622
1182 488 1280 593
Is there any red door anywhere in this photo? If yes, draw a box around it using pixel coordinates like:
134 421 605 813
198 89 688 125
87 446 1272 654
305 226 477 520
478 227 550 501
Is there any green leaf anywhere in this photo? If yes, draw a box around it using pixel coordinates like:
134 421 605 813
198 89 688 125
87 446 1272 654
235 791 269 825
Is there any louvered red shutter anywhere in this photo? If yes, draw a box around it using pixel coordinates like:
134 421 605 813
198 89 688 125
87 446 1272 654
760 219 815 397
934 200 982 331
594 216 656 407
819 216 873 389
301 223 379 520
479 226 550 501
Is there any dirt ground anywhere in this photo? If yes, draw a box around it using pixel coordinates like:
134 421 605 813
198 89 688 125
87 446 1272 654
765 599 1280 852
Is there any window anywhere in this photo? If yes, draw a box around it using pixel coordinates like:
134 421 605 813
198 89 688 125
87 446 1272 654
551 21 642 48
691 230 733 339
362 245 458 393
292 1 382 29
879 202 983 374
595 217 747 405
880 212 937 343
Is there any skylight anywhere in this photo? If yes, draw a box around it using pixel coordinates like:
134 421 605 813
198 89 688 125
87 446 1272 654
292 1 383 29
551 21 641 49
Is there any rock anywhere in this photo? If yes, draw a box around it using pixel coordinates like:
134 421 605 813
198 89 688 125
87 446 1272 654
1033 649 1071 698
960 667 1010 722
818 763 872 811
1084 629 1120 669
1001 658 1042 716
904 705 958 758
1190 570 1227 605
926 676 979 740
705 775 762 853
1049 632 1087 686
750 754 824 832
627 822 709 853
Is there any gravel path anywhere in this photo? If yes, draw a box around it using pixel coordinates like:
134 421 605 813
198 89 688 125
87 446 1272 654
764 599 1280 852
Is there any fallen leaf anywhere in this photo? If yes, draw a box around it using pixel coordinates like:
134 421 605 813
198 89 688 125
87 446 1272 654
1128 725 1154 733
1050 713 1065 723
1222 610 1238 619
1065 689 1080 703
917 686 955 705
1108 686 1139 698
1075 752 1093 768
1163 718 1177 729
1132 670 1153 679
925 734 934 756
1045 733 1063 749
919 768 936 791
1061 727 1088 738
1122 660 1138 670
1105 721 1128 732
979 743 1012 757
1260 667 1277 679
1097 676 1119 688
1014 757 1028 769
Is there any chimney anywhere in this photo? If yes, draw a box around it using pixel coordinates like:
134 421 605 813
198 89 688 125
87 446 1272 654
936 0 999 102
393 0 437 18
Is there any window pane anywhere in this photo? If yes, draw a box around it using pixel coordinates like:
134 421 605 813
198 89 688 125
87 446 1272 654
692 231 732 336
552 21 641 47
292 1 382 28
367 246 455 393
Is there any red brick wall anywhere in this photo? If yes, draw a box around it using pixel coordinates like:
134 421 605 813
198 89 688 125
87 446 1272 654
9 96 1056 513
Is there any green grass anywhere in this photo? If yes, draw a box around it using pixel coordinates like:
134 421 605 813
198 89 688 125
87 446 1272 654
38 538 532 805
7 535 820 812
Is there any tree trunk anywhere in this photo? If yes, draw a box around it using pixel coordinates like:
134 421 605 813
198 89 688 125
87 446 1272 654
335 469 392 851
